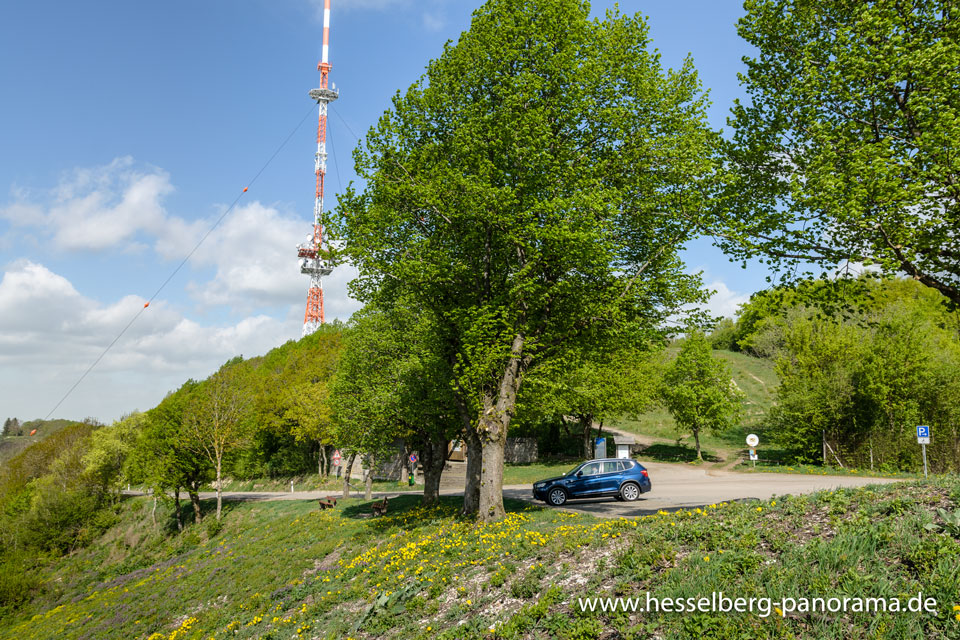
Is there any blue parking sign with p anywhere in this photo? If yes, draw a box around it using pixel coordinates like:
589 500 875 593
917 425 929 438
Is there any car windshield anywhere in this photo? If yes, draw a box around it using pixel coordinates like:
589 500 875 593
565 463 584 477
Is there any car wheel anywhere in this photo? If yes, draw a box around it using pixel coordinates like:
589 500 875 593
620 482 641 502
547 487 568 506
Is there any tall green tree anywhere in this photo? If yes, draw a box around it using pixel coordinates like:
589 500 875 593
662 332 744 460
334 0 714 521
252 328 343 478
83 412 144 495
134 382 211 529
716 0 960 304
331 305 460 504
185 361 253 521
765 315 862 462
521 347 661 460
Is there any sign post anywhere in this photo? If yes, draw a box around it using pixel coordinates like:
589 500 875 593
916 426 930 478
595 437 606 460
746 434 760 468
407 453 418 486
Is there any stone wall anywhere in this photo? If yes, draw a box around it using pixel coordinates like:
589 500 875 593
504 437 538 464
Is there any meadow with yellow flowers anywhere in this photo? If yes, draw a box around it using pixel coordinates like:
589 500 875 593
2 477 960 639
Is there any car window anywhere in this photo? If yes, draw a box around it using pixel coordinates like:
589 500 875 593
603 461 620 474
620 460 633 470
580 462 601 476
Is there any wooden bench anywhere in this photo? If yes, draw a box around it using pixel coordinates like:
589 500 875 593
371 496 389 517
317 497 337 510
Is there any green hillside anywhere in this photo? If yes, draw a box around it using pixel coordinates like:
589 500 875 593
611 350 778 462
2 478 958 640
0 419 81 465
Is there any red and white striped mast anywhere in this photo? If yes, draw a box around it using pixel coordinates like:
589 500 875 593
298 0 337 336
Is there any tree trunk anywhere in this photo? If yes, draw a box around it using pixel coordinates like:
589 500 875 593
547 417 561 455
693 429 702 461
580 414 594 460
342 453 356 498
215 456 223 520
174 487 183 531
420 437 449 505
319 445 327 478
478 430 507 522
364 454 374 500
453 391 481 515
189 487 203 524
151 495 157 527
477 333 527 523
463 428 481 515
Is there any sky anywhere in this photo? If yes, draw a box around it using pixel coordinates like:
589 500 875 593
0 0 764 423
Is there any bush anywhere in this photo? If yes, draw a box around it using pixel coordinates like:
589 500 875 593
708 318 738 351
206 517 224 539
0 552 42 617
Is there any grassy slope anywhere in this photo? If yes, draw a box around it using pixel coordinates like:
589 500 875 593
4 478 960 640
0 419 78 465
613 350 778 463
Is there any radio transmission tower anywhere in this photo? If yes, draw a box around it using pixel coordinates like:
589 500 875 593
298 0 337 336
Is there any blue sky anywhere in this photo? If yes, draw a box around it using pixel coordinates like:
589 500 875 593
0 0 763 422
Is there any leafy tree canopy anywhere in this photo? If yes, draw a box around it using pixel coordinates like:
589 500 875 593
662 332 744 460
715 0 960 305
333 0 717 520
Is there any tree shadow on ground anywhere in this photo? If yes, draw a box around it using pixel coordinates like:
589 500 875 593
338 494 539 528
636 443 722 463
159 497 239 534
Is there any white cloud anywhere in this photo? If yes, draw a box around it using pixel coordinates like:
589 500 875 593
0 155 364 421
179 200 361 317
2 157 178 252
422 11 446 31
0 260 304 421
703 280 750 319
0 158 360 316
185 202 313 311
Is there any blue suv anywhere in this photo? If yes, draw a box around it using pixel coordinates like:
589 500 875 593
533 458 651 506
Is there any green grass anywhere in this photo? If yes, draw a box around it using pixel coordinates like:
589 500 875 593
4 476 960 639
502 461 580 485
713 349 778 423
736 462 923 479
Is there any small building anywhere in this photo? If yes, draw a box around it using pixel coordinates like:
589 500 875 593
446 437 538 464
613 435 636 459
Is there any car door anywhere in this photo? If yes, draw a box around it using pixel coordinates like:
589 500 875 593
598 460 623 495
569 462 602 496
